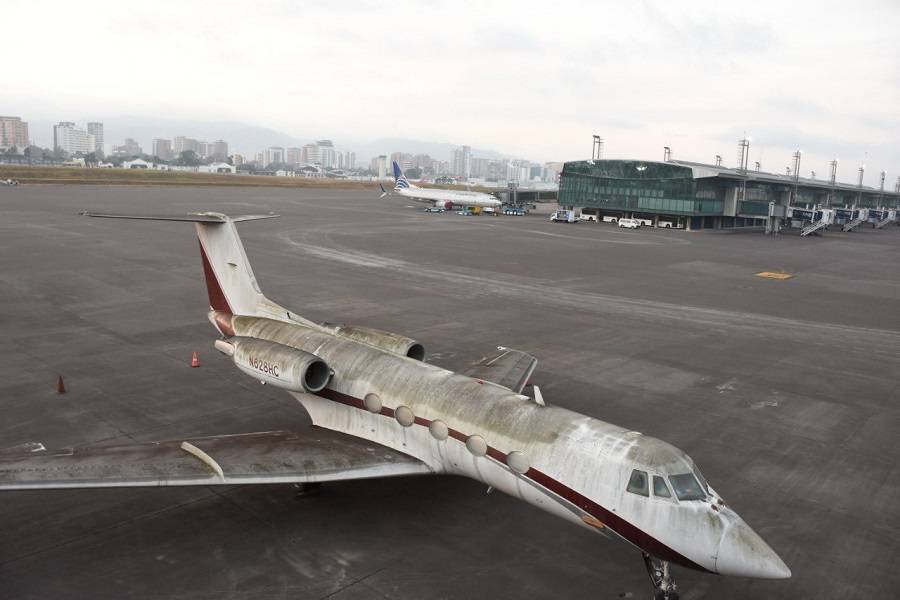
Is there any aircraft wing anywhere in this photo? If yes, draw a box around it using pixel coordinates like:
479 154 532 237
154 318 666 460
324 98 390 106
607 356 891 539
461 347 537 394
0 430 432 490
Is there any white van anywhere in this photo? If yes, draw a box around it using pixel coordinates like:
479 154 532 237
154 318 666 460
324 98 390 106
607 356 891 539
618 218 640 229
550 210 576 223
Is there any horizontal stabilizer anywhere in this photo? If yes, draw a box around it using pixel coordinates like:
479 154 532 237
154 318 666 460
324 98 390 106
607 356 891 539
81 211 278 223
0 430 431 490
83 210 283 317
462 347 538 394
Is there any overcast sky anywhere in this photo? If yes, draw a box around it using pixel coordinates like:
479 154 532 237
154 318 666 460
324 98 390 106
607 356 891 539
4 0 900 184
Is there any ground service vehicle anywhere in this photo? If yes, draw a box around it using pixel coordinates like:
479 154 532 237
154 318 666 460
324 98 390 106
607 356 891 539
550 210 576 223
618 218 641 229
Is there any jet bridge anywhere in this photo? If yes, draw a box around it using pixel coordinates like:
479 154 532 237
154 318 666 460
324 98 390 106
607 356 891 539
868 209 897 229
788 207 834 237
874 209 898 229
832 207 855 226
842 208 869 232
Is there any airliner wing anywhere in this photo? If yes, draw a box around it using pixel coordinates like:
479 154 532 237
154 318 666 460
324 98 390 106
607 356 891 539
0 430 431 490
462 347 538 394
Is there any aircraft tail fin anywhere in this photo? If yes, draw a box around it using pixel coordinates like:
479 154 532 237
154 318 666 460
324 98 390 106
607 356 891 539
82 212 278 317
391 161 414 191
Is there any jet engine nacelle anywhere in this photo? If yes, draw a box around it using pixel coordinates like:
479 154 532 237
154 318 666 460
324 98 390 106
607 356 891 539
331 325 426 360
214 337 331 392
442 201 453 210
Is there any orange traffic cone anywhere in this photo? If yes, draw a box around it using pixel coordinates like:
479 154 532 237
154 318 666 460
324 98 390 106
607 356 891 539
191 352 200 368
57 375 67 394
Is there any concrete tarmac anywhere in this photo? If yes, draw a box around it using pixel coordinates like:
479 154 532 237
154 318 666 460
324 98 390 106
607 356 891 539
1 185 898 599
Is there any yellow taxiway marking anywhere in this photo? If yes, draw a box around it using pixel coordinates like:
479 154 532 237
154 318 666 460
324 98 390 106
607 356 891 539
756 271 793 280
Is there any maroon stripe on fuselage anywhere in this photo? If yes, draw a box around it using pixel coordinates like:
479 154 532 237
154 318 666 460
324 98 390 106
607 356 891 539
198 240 232 314
311 386 710 572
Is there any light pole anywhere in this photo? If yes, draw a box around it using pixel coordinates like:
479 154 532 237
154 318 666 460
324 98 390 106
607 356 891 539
856 166 865 208
737 138 750 226
791 150 802 207
828 160 838 207
592 135 604 161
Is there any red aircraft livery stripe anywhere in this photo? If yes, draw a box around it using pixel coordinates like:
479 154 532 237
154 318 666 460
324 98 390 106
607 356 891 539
314 387 710 573
198 240 232 314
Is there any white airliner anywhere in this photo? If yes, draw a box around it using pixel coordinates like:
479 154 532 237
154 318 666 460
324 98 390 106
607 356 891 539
0 212 790 599
380 161 502 210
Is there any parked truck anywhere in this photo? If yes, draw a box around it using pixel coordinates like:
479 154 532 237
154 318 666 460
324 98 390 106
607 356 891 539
550 210 577 223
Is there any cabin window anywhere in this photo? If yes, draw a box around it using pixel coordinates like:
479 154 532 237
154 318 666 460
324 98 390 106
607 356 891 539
653 475 672 498
669 473 707 501
626 469 649 497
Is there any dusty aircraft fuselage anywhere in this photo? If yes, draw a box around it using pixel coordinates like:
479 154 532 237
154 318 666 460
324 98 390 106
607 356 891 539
213 312 787 579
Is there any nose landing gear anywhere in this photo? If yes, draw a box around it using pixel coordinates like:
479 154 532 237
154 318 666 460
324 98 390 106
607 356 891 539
642 553 678 600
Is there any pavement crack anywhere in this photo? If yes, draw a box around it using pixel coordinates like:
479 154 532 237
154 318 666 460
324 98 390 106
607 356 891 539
318 567 387 599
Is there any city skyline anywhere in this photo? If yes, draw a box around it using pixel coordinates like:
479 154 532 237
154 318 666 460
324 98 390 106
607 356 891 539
2 112 551 177
1 113 557 184
9 114 527 166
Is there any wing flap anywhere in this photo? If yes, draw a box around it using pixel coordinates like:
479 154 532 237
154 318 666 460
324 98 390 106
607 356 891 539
461 347 537 394
0 430 431 490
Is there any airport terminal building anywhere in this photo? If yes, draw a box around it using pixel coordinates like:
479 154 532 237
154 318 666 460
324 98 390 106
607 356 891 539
559 159 900 230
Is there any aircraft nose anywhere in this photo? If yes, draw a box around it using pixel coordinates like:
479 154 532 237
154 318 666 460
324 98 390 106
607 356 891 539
716 518 791 579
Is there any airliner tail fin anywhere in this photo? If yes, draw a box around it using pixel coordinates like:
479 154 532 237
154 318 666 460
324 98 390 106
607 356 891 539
391 161 414 190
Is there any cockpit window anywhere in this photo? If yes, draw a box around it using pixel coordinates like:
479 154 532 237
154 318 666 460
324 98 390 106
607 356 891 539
652 475 672 498
626 469 649 497
669 473 707 501
693 468 710 493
